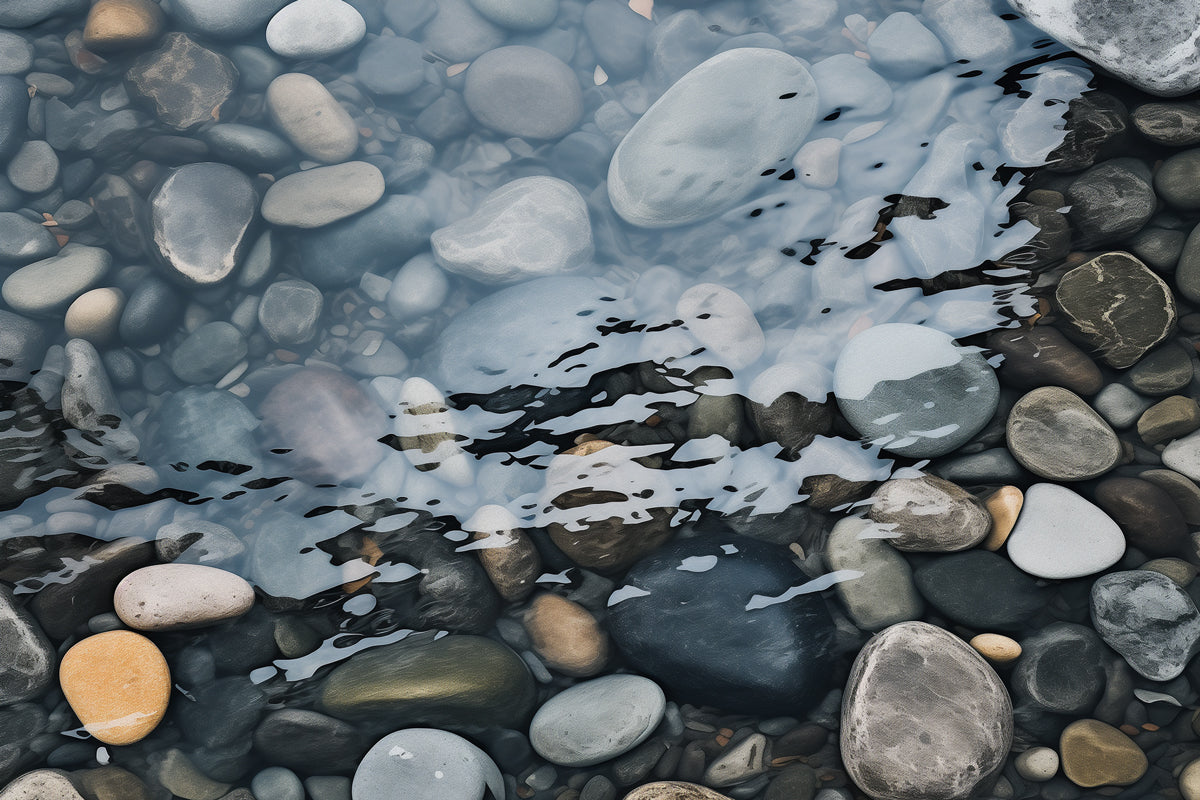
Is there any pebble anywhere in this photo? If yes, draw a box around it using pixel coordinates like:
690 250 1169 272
915 550 1048 630
1182 759 1200 800
608 48 818 228
1093 383 1154 429
59 630 171 746
1142 557 1199 586
463 46 582 140
989 325 1103 396
1015 747 1060 782
0 212 58 265
355 36 426 95
1058 720 1147 788
582 0 650 79
394 376 473 486
677 284 765 370
352 729 503 800
295 194 432 288
1128 225 1187 272
266 73 359 164
151 163 258 286
1139 396 1200 445
2 244 111 317
1128 342 1194 395
0 0 86 28
622 785 732 800
64 287 124 344
266 0 365 59
203 123 295 171
156 519 245 565
432 176 592 284
523 593 609 677
154 387 261 473
529 674 665 767
833 323 999 458
1133 101 1200 146
1012 623 1107 715
0 310 44 382
607 535 836 715
421 0 504 62
1143 468 1200 524
982 486 1023 551
320 634 536 727
1006 386 1121 481
258 279 323 345
261 161 384 228
0 587 54 707
470 0 557 29
251 768 303 800
62 337 140 456
1056 251 1177 368
465 506 541 602
125 33 238 131
970 633 1021 666
824 516 923 631
253 709 366 774
82 0 164 53
1063 160 1156 249
1092 570 1200 681
169 322 248 385
0 32 33 75
147 749 231 800
866 11 945 79
867 475 991 552
1095 476 1188 556
386 253 450 322
114 564 255 631
1164 428 1200 482
6 141 58 195
1006 483 1125 579
841 621 1012 800
0 78 28 161
704 733 768 787
0 771 85 800
170 0 289 38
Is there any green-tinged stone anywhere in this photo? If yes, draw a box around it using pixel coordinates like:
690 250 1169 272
319 634 535 728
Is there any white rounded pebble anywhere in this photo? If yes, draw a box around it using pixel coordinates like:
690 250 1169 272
352 729 503 800
529 674 666 767
1005 483 1126 579
64 287 125 345
1164 429 1200 482
266 0 365 59
1015 746 1059 782
114 564 255 631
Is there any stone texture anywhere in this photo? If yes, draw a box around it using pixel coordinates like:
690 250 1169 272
529 674 665 767
1091 569 1200 681
114 564 255 631
64 288 124 345
1006 483 1125 580
151 163 258 286
1006 386 1121 481
982 486 1023 551
524 593 609 677
2 244 110 317
969 633 1021 666
1064 160 1155 249
824 516 922 631
1133 101 1200 145
867 475 991 552
0 770 84 800
352 729 503 800
465 505 541 602
170 0 289 38
841 621 1012 800
125 33 238 130
265 0 365 60
253 710 366 774
59 630 170 745
0 587 54 707
914 550 1048 630
1139 396 1200 445
1128 342 1193 395
1058 719 1148 788
1055 251 1176 368
1012 623 1107 715
988 325 1103 395
1095 476 1189 556
622 785 731 800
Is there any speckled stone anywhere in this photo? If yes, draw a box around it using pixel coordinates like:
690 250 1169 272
1091 569 1200 681
59 631 171 745
1059 720 1147 788
1006 386 1121 481
352 729 503 800
969 634 1021 666
621 783 732 800
114 564 255 631
125 33 238 130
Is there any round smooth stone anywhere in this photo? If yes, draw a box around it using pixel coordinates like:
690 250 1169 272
865 11 945 79
1095 476 1189 556
1006 483 1125 580
258 278 323 345
356 36 426 95
114 564 255 631
463 46 582 140
824 516 923 632
251 767 304 800
171 0 289 38
6 140 59 194
0 309 44 383
64 287 125 345
59 630 171 745
1154 149 1200 209
622 784 732 800
469 0 557 29
0 770 85 800
608 48 818 228
266 73 359 164
867 475 991 552
676 284 764 370
266 0 365 59
261 161 384 228
982 486 1023 551
0 211 58 265
169 321 247 384
1133 102 1200 146
523 593 608 677
1015 747 1060 782
353 729 503 800
82 0 165 53
833 323 999 458
1059 720 1147 788
1006 386 1121 481
0 32 34 75
529 674 665 767
1164 429 1200 482
1181 759 1200 800
2 244 111 317
969 633 1021 666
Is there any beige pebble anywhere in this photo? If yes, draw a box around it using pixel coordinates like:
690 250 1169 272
622 782 732 800
969 633 1022 666
59 630 171 746
83 0 164 53
1059 719 1147 788
0 769 85 800
64 287 125 345
466 505 541 602
114 564 254 631
1141 557 1198 587
983 486 1023 551
1180 758 1200 800
524 592 609 677
1015 746 1060 781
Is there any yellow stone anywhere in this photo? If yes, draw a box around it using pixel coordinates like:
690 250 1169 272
983 486 1023 551
59 630 171 745
1180 758 1200 800
1060 719 1148 788
524 593 609 677
83 0 165 53
969 633 1022 665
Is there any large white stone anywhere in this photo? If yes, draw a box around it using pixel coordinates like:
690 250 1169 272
1005 483 1125 579
353 729 504 800
529 674 666 767
114 564 255 631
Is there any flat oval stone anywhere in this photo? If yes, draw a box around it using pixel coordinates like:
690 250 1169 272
320 634 535 729
2 244 110 317
470 0 557 29
0 212 58 265
529 674 665 766
1133 101 1200 146
523 593 608 677
0 309 45 382
352 729 503 800
171 0 289 38
1091 569 1200 681
1006 483 1125 579
1064 160 1156 249
608 48 818 228
266 0 365 60
1006 386 1121 481
83 0 165 53
151 163 258 286
914 550 1048 630
1059 720 1147 788
463 46 582 139
833 323 999 458
841 621 1012 800
867 475 990 552
987 326 1103 395
59 630 171 745
432 176 592 284
824 516 923 631
266 73 359 164
114 564 255 631
170 321 247 384
261 161 383 228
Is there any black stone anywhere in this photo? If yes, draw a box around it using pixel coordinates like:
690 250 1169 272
606 534 837 715
207 606 279 675
119 275 183 347
1011 622 1106 715
174 677 267 749
913 550 1048 630
1132 101 1200 147
1095 477 1189 557
1047 92 1128 173
1127 342 1194 396
0 704 47 785
1065 158 1156 249
203 124 295 172
999 202 1071 269
1127 226 1186 273
253 710 368 774
29 537 154 640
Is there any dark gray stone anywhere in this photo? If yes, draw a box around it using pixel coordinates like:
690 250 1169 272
44 100 148 159
253 710 367 774
841 621 1012 800
1128 343 1194 396
203 124 294 171
6 141 58 195
119 276 183 346
0 586 54 706
170 322 248 385
1065 159 1156 248
583 0 650 79
1006 386 1121 481
0 77 30 163
356 36 426 95
174 677 267 749
294 194 432 288
914 550 1048 630
1092 569 1200 681
1133 101 1200 146
988 325 1103 396
0 311 44 384
1095 476 1189 557
0 0 85 27
1127 226 1186 273
151 163 258 286
29 538 154 640
0 704 48 785
88 174 151 259
0 386 77 511
1012 623 1106 715
999 202 1071 269
125 33 239 131
0 213 57 266
1047 92 1128 173
1155 149 1200 209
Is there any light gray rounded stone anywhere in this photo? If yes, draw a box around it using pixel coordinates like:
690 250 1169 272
259 278 323 344
0 769 85 800
6 140 59 194
608 47 818 228
469 0 557 29
529 674 666 767
867 475 990 552
463 46 582 139
841 621 1012 800
266 0 365 59
1006 386 1121 481
432 176 592 284
115 564 255 631
2 244 110 317
0 32 34 75
266 73 359 164
170 321 248 384
251 767 304 800
262 162 384 228
352 728 504 800
824 516 923 631
171 0 289 38
1006 483 1125 580
1091 569 1200 681
62 337 140 457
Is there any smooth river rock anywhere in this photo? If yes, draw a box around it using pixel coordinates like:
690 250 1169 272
1091 569 1200 681
841 621 1012 800
608 48 818 228
463 46 582 139
352 729 503 800
114 564 255 631
260 161 384 228
1006 483 1125 579
1006 386 1121 481
824 516 923 631
59 631 171 746
528 674 665 767
867 474 991 552
0 587 54 707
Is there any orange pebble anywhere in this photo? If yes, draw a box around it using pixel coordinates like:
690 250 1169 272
59 630 171 745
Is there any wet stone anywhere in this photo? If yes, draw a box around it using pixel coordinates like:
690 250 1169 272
0 78 29 162
64 287 124 345
1058 720 1147 788
1012 623 1107 715
59 630 170 746
125 33 239 131
0 213 58 266
252 710 366 774
294 194 432 288
1128 343 1193 396
529 674 665 767
118 276 182 346
466 505 541 602
0 33 32 75
258 279 322 345
352 729 504 800
988 325 1103 396
470 0 557 29
1091 569 1200 681
62 337 139 457
1046 92 1128 173
1064 160 1156 249
1133 101 1200 146
171 0 290 39
0 311 44 382
83 0 165 54
169 322 247 385
1006 386 1121 481
1141 469 1200 525
156 519 245 565
173 676 266 750
867 474 991 552
0 587 54 707
6 142 59 196
914 550 1048 631
419 0 504 62
0 770 85 800
355 36 426 95
824 516 923 631
251 768 303 800
463 46 582 140
1127 226 1187 273
1006 483 1125 580
114 564 255 631
203 124 294 171
266 73 359 164
261 161 384 228
266 0 366 60
523 593 609 677
1095 476 1189 556
2 244 111 317
1155 149 1200 209
582 0 650 79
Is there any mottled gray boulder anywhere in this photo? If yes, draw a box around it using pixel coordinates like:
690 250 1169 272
151 163 258 286
0 587 55 706
824 517 922 631
1006 386 1121 481
867 475 990 552
258 279 323 345
1012 622 1107 715
842 621 1012 800
125 33 239 131
1091 570 1200 681
62 338 140 458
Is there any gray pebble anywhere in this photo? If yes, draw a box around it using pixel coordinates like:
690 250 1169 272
170 322 248 385
259 279 323 345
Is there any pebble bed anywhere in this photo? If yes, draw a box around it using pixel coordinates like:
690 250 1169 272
3 1 1200 800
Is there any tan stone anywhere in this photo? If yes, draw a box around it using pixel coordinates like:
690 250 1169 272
524 593 609 677
59 630 171 745
0 769 85 800
1181 758 1200 800
983 486 1023 551
64 287 125 345
565 439 616 457
83 0 165 53
1141 557 1198 587
622 782 732 800
467 505 541 602
1060 719 1148 788
970 633 1022 666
